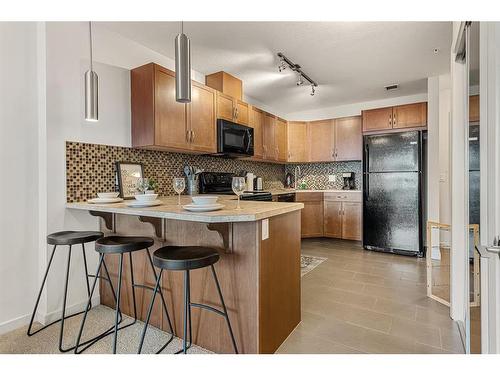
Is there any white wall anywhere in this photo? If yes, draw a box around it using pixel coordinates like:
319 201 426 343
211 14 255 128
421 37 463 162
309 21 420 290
0 23 40 333
284 93 428 121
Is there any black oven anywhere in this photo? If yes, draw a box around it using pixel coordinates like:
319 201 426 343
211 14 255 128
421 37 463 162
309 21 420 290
214 119 254 158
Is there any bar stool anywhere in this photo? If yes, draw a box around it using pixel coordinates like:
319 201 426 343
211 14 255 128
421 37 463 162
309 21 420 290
27 230 104 352
74 236 174 354
138 245 238 354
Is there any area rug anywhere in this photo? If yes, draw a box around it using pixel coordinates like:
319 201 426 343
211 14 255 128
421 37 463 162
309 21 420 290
301 255 327 276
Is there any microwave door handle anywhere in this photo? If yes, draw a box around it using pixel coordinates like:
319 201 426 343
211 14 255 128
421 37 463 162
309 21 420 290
245 130 252 153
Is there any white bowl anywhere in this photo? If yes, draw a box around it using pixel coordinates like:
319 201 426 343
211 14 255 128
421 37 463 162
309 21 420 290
98 192 120 199
134 193 158 202
191 195 218 206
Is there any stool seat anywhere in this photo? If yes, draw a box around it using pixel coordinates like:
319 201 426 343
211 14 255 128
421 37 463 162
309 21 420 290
153 246 220 271
47 231 103 246
95 236 154 254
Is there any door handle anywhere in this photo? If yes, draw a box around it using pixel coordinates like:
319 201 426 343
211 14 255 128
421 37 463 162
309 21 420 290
186 130 190 143
191 130 195 143
389 114 392 126
393 114 397 127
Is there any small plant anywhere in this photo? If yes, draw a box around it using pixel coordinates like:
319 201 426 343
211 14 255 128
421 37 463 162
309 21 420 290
147 178 158 191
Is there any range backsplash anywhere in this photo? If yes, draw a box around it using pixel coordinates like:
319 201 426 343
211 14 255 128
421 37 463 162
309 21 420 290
66 141 285 203
285 161 362 190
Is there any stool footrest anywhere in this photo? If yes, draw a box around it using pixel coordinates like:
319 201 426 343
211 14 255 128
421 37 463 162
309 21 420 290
190 302 225 317
132 283 156 292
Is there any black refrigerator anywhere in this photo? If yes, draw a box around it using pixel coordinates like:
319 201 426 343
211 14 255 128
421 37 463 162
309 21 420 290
363 131 424 256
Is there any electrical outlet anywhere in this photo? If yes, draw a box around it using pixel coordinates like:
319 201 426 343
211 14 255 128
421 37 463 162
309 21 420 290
328 175 336 182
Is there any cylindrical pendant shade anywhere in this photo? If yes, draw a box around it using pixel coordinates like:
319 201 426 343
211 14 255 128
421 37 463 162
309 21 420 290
85 70 98 121
175 33 191 103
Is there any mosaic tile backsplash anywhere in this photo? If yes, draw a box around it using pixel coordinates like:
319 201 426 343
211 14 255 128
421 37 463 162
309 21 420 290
66 141 285 202
285 161 362 190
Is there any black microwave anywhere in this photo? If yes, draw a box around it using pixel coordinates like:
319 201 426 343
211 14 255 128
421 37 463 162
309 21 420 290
214 119 254 158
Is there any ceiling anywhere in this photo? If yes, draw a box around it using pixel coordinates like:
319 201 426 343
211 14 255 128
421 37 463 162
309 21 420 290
100 22 452 115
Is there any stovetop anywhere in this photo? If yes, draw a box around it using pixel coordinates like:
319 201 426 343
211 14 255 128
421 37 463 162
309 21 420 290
199 172 272 201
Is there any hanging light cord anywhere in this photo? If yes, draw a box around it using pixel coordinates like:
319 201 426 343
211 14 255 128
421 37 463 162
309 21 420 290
181 20 184 34
89 21 93 71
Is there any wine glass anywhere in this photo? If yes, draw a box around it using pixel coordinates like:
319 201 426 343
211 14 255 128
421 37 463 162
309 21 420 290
232 177 246 210
173 177 185 205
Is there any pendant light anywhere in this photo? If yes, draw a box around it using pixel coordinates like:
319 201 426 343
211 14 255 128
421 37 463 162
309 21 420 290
85 21 98 122
175 21 191 103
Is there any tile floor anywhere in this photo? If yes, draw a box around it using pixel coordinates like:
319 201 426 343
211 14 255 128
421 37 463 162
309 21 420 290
277 238 465 354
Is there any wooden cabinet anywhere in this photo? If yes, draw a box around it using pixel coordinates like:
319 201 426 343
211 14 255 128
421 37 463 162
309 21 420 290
362 102 427 133
262 113 276 161
188 81 217 153
205 71 243 100
275 118 288 162
324 200 342 237
287 121 308 162
249 106 264 159
131 63 216 153
296 191 362 240
392 102 427 129
469 95 479 123
295 192 324 238
341 202 362 240
362 107 393 132
215 92 249 125
334 116 362 161
308 120 334 162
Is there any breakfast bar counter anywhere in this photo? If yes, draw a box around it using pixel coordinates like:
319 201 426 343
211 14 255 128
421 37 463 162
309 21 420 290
67 196 303 354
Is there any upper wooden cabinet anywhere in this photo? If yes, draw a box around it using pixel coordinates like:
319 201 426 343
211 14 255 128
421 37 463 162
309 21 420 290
188 82 217 153
362 107 393 132
469 95 479 123
307 120 335 162
215 92 249 125
248 106 264 159
275 118 288 162
362 102 427 133
334 116 362 161
392 102 427 129
262 113 276 161
205 71 243 100
131 63 217 153
287 121 308 162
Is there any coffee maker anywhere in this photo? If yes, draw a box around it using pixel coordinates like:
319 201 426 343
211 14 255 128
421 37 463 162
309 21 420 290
342 172 355 190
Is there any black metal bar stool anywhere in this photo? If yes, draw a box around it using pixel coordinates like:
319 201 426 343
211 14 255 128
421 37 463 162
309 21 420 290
74 236 174 354
138 246 238 354
27 230 104 352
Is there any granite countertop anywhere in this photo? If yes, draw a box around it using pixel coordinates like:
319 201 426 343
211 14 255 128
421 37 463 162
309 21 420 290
66 195 304 223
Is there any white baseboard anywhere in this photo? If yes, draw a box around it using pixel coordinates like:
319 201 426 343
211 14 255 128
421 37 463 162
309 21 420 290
0 313 33 335
0 294 100 335
41 295 101 325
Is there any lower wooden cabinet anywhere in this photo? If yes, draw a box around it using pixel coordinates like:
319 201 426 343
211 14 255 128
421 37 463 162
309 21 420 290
341 202 362 240
296 192 324 237
297 192 362 241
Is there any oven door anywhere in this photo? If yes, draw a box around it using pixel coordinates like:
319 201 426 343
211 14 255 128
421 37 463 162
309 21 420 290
216 119 254 157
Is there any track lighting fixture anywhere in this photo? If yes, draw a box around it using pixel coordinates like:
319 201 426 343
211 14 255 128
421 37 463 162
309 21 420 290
277 52 318 95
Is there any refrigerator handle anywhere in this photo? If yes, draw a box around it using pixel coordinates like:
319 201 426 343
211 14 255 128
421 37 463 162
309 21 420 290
364 142 369 201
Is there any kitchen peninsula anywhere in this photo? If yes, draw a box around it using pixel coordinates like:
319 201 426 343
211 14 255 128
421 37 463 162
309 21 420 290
67 196 303 354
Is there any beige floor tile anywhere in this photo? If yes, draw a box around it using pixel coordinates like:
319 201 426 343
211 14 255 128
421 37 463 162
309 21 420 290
276 328 364 354
389 317 441 348
371 298 417 320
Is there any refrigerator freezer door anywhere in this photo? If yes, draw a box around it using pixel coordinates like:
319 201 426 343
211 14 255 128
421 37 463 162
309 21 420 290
365 131 419 172
364 171 420 253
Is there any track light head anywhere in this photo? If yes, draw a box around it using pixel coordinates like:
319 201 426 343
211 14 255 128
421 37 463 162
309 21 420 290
278 58 287 72
296 73 304 86
310 85 316 96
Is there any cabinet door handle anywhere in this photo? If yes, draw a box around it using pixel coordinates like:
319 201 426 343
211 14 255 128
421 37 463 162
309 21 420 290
191 130 195 143
235 107 238 120
186 130 190 143
393 114 396 127
389 114 392 126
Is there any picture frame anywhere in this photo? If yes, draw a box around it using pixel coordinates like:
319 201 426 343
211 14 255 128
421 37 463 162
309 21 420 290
116 162 144 199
